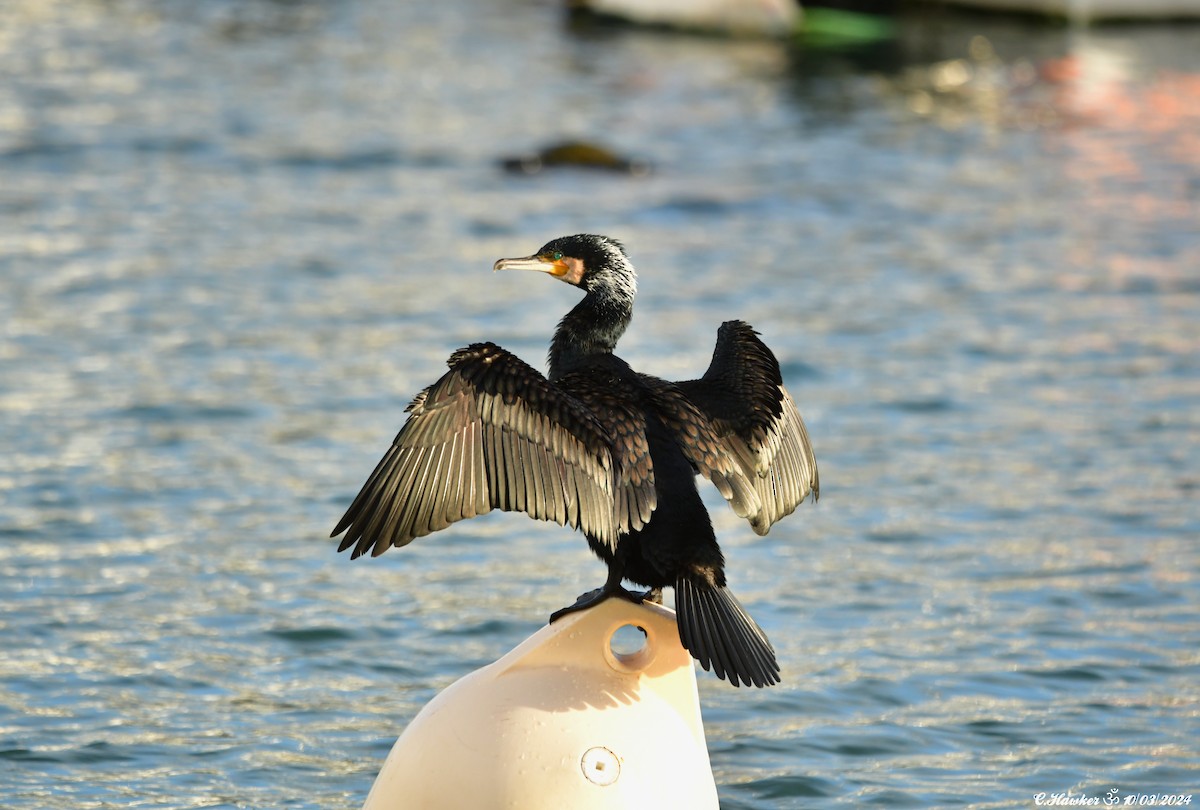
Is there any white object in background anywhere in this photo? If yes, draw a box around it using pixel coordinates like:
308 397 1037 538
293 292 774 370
580 0 801 36
361 597 720 810
940 0 1200 21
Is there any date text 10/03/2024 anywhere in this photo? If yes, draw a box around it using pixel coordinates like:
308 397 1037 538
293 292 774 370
1035 793 1193 807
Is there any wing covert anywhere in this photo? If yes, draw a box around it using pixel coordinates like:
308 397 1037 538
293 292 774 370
557 369 658 540
639 374 763 523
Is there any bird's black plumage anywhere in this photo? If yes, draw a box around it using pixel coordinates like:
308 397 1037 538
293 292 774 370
331 234 818 687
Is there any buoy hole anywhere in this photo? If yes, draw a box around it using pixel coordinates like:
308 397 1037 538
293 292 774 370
609 623 647 657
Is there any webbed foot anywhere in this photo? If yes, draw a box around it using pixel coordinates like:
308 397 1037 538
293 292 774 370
549 583 652 623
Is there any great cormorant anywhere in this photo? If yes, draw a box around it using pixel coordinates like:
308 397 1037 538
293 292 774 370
331 234 819 687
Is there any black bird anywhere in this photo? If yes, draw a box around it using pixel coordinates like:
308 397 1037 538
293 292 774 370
331 234 818 687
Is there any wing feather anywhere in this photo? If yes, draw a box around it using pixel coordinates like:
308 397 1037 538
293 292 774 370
556 368 657 538
641 373 763 522
675 321 819 535
332 343 618 558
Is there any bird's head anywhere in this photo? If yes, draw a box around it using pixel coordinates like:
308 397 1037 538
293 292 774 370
494 234 637 304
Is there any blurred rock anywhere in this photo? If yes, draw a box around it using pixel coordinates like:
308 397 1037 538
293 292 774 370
500 140 653 176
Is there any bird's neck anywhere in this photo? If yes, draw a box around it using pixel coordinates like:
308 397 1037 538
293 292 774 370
548 293 632 380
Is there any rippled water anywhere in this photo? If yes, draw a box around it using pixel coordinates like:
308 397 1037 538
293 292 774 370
2 1 1197 807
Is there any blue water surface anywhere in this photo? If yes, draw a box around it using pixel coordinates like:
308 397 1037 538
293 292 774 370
1 2 1197 808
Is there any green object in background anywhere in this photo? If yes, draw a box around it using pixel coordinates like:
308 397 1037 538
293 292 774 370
798 7 895 47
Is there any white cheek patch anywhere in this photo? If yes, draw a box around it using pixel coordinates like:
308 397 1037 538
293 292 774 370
563 257 586 285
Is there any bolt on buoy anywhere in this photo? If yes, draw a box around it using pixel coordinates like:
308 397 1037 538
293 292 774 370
581 746 620 786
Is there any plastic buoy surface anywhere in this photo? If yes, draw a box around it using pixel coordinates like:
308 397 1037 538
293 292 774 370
361 598 719 810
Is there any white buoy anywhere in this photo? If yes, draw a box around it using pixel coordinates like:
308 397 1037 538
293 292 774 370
361 597 720 809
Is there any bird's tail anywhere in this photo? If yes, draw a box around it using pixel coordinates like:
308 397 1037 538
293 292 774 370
675 576 780 688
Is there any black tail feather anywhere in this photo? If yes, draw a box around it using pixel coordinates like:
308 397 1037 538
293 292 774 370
676 577 780 688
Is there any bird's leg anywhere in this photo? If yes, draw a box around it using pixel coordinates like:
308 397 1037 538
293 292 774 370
549 562 646 623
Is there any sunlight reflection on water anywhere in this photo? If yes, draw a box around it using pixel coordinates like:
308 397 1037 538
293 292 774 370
1 1 1197 808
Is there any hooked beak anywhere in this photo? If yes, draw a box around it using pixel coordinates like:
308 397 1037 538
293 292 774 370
493 254 569 277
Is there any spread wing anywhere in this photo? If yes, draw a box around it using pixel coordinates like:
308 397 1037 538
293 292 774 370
331 343 619 558
675 320 819 535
